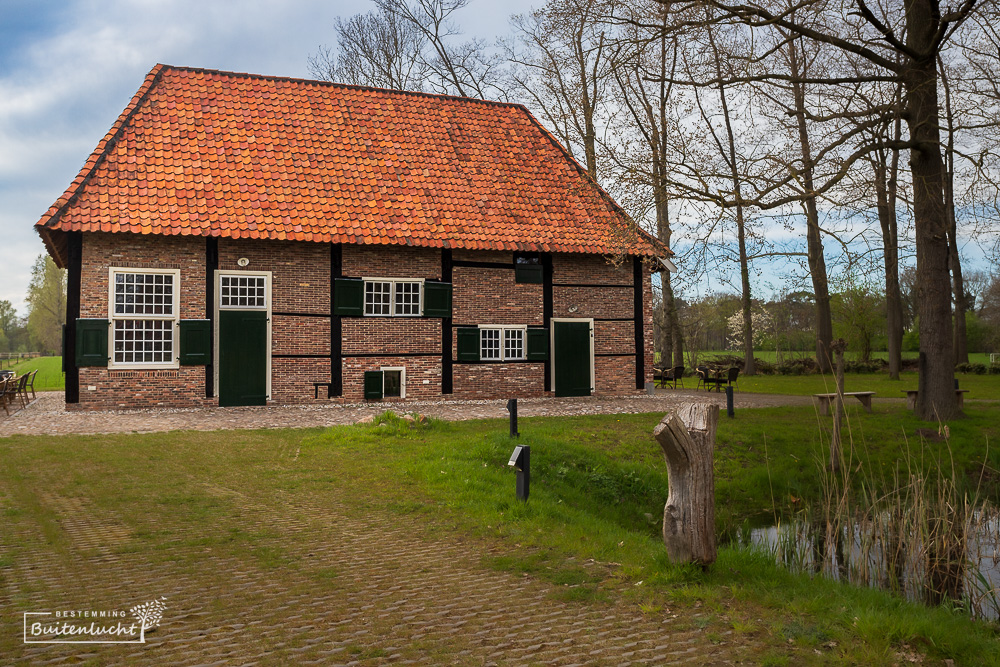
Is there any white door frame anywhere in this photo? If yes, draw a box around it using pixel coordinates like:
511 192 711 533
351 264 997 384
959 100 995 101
213 270 273 401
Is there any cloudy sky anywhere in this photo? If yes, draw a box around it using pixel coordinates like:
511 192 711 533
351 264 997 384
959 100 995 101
0 0 534 314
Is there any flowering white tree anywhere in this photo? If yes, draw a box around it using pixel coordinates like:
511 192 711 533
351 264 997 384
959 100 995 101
726 307 770 352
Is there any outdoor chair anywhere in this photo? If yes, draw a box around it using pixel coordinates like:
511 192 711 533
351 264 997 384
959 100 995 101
3 375 24 413
0 377 9 416
722 367 740 391
13 374 29 410
652 365 669 389
663 365 685 389
695 367 709 391
23 369 38 401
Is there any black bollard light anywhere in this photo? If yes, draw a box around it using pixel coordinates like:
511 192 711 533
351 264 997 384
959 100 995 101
506 398 519 438
508 445 530 501
725 385 735 418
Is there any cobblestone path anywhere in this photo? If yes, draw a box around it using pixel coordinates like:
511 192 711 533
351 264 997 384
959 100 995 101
1 390 816 437
1 463 749 665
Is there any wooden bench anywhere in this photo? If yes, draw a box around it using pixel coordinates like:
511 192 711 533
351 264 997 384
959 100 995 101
813 391 876 416
903 389 969 410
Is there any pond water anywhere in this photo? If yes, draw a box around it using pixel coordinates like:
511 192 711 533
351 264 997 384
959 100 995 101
730 513 1000 620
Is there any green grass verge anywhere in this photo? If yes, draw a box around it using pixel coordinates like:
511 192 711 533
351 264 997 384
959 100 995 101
734 371 1000 400
5 356 64 391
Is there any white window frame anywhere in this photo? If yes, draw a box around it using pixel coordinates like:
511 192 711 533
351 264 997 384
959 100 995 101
362 277 424 317
478 325 527 362
108 268 180 369
218 274 269 310
380 366 406 399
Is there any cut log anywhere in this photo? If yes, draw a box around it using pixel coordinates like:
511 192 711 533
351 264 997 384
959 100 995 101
652 403 718 566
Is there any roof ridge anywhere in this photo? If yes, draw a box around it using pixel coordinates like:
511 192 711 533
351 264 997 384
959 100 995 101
155 63 531 112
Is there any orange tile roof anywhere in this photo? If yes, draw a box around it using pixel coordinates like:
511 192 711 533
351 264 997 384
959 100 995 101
37 64 665 264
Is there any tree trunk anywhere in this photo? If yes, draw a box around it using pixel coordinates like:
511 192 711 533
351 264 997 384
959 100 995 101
875 142 904 380
904 43 957 419
788 37 833 374
653 403 718 566
657 195 678 367
940 60 968 365
829 339 846 472
706 21 755 376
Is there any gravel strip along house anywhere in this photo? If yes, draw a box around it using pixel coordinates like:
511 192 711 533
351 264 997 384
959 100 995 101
36 64 668 409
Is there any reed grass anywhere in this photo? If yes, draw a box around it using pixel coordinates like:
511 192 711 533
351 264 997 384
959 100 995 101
743 414 1000 620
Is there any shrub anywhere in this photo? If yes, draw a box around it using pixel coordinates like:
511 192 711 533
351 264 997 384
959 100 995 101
844 359 884 374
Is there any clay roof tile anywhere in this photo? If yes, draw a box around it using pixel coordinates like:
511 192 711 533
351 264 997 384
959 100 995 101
36 64 665 263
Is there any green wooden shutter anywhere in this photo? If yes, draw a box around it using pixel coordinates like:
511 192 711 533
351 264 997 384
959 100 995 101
364 370 383 400
334 278 364 316
178 320 211 365
76 318 109 367
456 327 481 361
526 328 549 361
423 282 452 318
515 264 544 284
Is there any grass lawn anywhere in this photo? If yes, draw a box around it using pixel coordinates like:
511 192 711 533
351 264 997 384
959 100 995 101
735 370 1000 400
4 356 63 391
2 405 998 665
686 350 998 365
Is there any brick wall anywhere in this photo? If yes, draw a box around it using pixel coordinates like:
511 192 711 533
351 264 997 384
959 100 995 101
342 245 441 279
218 238 330 314
343 319 440 355
595 320 635 355
272 315 330 355
552 285 633 320
80 233 205 318
453 267 543 326
552 254 632 285
272 357 332 403
71 233 652 408
453 362 546 398
342 356 442 401
74 233 211 409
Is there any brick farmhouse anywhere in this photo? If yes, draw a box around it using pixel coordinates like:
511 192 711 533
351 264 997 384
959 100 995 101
36 65 668 409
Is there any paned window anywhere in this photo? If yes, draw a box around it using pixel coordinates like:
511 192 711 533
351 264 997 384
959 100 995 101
220 275 267 309
363 279 422 316
110 269 179 366
480 326 526 361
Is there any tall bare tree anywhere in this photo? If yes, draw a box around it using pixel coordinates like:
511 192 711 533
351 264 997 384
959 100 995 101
308 7 428 90
655 0 979 419
605 2 687 366
374 0 505 99
506 0 611 179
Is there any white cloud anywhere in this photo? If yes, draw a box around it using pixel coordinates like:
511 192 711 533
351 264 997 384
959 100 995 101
0 0 536 314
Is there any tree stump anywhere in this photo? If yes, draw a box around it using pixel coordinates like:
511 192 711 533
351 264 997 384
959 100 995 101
653 403 718 566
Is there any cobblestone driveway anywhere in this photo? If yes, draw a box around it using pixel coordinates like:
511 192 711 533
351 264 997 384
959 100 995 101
1 391 807 665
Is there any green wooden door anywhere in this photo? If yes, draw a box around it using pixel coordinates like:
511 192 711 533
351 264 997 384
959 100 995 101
218 310 268 407
553 321 592 397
